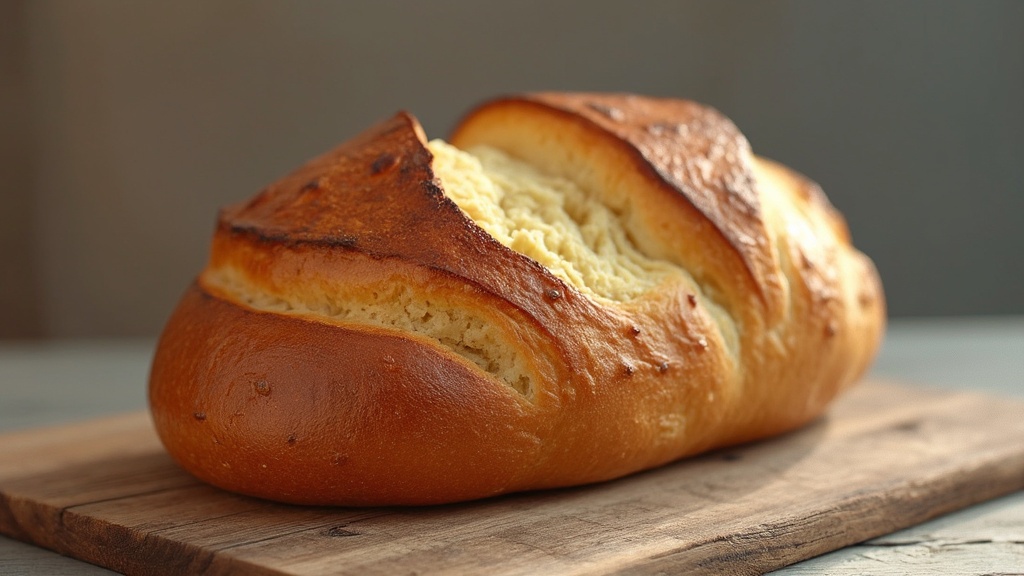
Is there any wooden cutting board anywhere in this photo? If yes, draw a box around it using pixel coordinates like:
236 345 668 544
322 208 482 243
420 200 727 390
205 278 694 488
2 380 1023 576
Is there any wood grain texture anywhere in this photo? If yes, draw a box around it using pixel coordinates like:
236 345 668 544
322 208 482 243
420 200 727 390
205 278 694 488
2 381 1023 576
771 491 1024 575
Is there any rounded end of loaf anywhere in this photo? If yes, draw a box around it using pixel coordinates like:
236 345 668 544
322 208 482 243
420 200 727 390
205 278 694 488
149 284 544 506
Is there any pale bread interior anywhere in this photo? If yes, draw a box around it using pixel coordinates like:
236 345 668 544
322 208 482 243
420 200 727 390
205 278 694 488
205 265 537 396
429 139 682 302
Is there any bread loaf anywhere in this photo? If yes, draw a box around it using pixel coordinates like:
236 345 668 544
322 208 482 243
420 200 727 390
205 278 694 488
149 93 885 506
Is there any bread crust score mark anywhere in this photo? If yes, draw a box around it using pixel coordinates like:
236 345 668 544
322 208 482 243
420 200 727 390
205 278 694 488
149 93 885 506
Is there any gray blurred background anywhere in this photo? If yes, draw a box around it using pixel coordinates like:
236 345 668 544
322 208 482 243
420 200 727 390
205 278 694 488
1 0 1022 339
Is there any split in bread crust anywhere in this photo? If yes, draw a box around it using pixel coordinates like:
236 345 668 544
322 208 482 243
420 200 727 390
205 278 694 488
149 93 885 505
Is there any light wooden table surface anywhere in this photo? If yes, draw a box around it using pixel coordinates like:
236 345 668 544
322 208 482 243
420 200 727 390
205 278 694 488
1 317 1022 575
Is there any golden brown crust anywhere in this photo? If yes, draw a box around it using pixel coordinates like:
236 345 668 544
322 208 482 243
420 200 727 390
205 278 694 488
150 285 543 505
149 93 885 506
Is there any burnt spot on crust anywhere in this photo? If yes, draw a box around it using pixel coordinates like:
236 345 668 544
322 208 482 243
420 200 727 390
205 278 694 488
227 226 360 250
371 152 398 175
544 288 562 301
287 433 297 446
193 411 207 422
657 361 670 373
421 179 446 200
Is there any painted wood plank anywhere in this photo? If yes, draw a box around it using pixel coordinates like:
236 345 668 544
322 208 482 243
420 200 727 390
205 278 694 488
2 381 1023 575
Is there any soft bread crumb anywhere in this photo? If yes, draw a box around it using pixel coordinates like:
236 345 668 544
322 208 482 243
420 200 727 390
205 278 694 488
429 139 682 302
205 267 535 397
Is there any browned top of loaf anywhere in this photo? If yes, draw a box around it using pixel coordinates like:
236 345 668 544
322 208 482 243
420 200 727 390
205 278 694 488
221 112 576 337
484 93 788 308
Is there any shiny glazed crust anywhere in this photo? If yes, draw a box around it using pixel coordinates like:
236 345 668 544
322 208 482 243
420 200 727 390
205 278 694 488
149 93 885 506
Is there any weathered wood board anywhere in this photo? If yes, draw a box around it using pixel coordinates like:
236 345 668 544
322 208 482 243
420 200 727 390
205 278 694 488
2 380 1023 575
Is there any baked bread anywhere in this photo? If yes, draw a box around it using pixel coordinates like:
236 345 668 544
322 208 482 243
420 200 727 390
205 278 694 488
149 93 885 506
